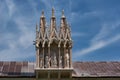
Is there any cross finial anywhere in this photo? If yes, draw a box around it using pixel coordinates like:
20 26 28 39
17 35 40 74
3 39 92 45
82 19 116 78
62 10 64 16
52 8 54 17
41 10 44 17
62 10 65 18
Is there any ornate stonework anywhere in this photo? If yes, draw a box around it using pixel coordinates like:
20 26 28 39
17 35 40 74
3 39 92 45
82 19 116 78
35 8 73 80
35 8 72 69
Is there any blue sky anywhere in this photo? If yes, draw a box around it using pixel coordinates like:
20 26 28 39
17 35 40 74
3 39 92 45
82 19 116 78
0 0 120 61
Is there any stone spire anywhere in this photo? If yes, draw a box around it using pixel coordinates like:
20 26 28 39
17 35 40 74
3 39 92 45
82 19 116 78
60 10 66 34
41 10 44 17
62 10 65 18
40 10 46 36
50 8 56 32
52 8 55 17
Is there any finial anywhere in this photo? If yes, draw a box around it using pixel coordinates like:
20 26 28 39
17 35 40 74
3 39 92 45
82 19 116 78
62 10 65 18
62 10 64 16
42 10 44 15
52 8 55 17
41 10 44 17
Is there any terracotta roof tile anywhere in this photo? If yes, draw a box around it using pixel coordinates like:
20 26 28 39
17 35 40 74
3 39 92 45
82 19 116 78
72 62 120 77
0 62 34 77
0 61 119 77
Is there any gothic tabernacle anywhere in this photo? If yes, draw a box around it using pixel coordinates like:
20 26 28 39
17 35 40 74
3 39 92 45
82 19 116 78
35 8 73 79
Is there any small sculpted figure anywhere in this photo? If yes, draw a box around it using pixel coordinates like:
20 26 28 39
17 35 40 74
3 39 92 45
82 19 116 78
59 56 62 68
51 53 57 68
65 50 69 68
40 58 43 68
35 41 39 48
45 56 50 68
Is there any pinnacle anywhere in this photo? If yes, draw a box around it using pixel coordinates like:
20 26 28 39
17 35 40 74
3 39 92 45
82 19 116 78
62 10 65 18
41 10 44 17
52 7 55 17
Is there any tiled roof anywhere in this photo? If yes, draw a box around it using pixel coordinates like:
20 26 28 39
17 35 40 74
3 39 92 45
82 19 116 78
0 61 35 77
0 61 120 77
73 61 120 77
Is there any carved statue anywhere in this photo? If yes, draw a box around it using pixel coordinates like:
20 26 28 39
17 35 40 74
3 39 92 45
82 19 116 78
39 54 43 68
40 58 43 68
45 56 50 68
59 56 62 68
65 50 69 68
53 56 57 67
51 54 57 68
35 41 39 48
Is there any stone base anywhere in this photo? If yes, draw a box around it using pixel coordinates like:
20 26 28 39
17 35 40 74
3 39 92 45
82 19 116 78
35 68 73 80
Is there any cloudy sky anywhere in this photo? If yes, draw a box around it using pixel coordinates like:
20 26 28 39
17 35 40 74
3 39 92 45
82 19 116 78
0 0 120 61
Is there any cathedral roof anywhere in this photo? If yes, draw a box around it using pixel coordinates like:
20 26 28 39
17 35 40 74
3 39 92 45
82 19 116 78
0 61 120 77
0 61 35 77
73 61 120 77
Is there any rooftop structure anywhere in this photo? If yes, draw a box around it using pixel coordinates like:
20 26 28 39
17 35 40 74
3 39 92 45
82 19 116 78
34 8 73 79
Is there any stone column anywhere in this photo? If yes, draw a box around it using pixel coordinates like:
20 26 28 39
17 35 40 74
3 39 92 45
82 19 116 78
64 47 66 68
58 71 61 79
69 48 72 68
36 48 39 68
58 47 60 68
47 71 50 79
43 47 44 68
48 47 50 68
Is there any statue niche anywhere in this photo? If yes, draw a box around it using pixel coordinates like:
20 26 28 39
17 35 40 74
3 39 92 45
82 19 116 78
65 49 69 68
59 56 62 68
51 53 57 68
39 54 43 68
50 42 58 68
45 56 50 68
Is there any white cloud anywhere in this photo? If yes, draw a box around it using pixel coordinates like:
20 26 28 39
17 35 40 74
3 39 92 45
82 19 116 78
5 0 16 17
72 32 86 37
71 11 101 23
91 21 120 44
0 32 35 61
0 1 36 61
14 16 35 48
73 35 120 58
73 20 120 59
0 48 34 61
